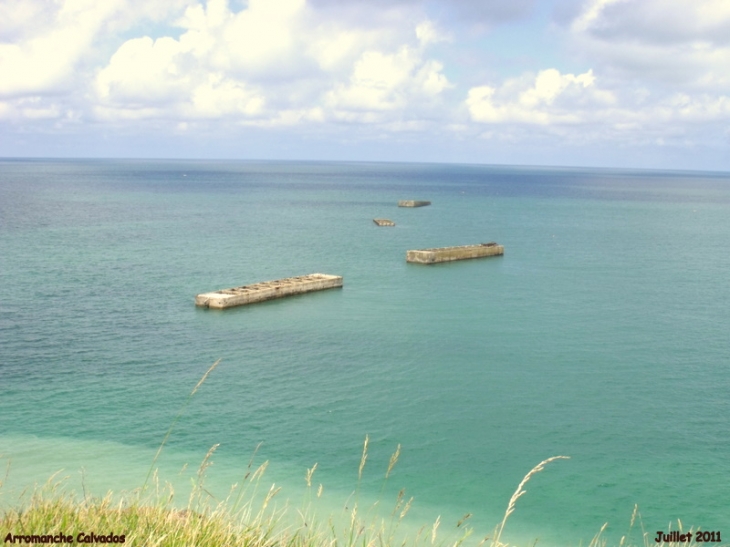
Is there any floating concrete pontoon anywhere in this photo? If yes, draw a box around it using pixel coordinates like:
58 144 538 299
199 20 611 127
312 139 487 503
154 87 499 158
406 242 504 264
195 274 343 309
373 218 395 226
398 200 431 207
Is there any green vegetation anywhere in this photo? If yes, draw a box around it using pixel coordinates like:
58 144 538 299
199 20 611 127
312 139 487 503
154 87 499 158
0 363 707 547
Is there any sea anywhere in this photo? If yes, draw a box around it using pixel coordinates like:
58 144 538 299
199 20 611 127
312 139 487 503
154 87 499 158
1 159 729 546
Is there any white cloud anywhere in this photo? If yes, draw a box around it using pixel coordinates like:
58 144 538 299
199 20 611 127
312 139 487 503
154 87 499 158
0 0 192 98
466 68 613 125
0 96 63 120
188 75 265 117
568 0 730 91
482 0 726 155
96 36 189 104
2 0 729 168
216 0 307 76
570 0 629 34
519 69 595 107
0 0 111 96
465 64 730 153
326 48 449 113
573 0 730 45
415 21 450 46
91 0 450 124
0 0 57 42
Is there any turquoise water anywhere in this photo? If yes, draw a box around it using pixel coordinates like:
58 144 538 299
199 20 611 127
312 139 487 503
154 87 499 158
1 159 729 545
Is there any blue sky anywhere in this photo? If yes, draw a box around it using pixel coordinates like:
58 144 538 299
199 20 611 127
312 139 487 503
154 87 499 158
2 0 729 170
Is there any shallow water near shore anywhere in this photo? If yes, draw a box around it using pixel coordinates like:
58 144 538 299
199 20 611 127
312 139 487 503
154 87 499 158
1 159 729 546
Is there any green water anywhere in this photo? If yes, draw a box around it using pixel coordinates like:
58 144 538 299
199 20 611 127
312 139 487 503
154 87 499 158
1 160 729 545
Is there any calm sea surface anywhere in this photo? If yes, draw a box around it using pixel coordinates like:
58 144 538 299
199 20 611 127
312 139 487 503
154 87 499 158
1 159 729 546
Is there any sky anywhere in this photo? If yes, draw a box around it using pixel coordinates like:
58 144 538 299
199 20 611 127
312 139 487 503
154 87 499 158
1 0 730 170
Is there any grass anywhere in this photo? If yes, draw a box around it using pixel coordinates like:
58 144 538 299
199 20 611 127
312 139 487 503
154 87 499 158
0 362 719 547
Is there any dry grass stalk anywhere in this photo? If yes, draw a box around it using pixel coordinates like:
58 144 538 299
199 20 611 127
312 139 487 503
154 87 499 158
192 359 221 396
492 455 569 547
262 484 281 510
306 464 318 488
629 504 638 528
243 443 262 482
144 360 222 492
386 445 401 479
198 444 220 477
359 435 370 482
253 461 269 481
399 496 413 520
391 489 405 516
431 515 441 545
588 522 608 547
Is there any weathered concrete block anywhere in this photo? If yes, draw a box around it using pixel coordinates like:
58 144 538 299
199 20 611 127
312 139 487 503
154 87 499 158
195 274 343 309
398 200 431 207
406 243 504 264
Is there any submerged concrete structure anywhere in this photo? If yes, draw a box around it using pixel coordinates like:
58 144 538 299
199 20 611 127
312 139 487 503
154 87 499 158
398 200 431 207
406 242 504 264
373 218 395 226
195 274 343 309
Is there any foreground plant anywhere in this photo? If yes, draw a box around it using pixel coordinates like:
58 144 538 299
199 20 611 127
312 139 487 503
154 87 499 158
0 363 705 547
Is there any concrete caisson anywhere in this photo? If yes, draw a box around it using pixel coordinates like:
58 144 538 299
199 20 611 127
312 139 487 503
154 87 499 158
398 200 431 207
195 274 343 309
406 243 504 264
